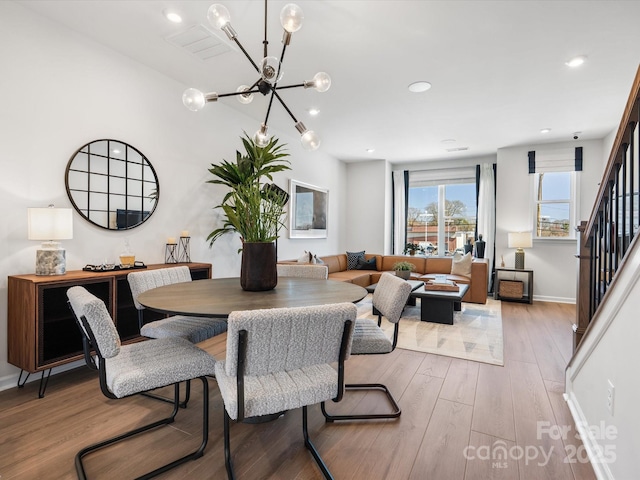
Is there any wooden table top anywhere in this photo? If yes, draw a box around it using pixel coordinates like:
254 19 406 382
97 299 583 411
137 277 368 318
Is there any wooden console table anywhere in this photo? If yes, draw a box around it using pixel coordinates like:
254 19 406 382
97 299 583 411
7 262 211 397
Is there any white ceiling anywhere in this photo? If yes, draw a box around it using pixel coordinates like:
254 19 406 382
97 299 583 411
18 0 640 164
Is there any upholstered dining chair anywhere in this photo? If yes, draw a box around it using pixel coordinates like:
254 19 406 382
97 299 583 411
128 267 226 406
128 266 227 343
321 272 412 421
276 263 329 279
66 286 216 479
215 302 356 480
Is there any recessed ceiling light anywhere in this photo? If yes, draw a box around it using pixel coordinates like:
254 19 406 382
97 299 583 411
441 138 456 144
565 55 586 68
308 108 320 116
163 9 183 23
540 128 551 134
366 148 375 154
408 81 432 93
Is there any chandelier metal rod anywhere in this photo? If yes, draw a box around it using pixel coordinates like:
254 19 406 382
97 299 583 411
272 90 299 123
263 0 269 59
273 83 306 90
262 41 289 126
231 37 260 73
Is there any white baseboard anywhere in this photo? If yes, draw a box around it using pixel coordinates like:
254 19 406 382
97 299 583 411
533 295 576 304
564 391 614 480
0 360 85 393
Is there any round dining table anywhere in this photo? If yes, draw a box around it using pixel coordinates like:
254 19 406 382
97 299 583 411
136 276 368 318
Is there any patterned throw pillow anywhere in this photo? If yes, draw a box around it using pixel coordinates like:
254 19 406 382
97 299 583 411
451 252 472 278
346 250 365 270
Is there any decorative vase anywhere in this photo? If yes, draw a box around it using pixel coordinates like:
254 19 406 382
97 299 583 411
464 239 473 255
240 242 278 291
475 234 486 259
395 270 411 280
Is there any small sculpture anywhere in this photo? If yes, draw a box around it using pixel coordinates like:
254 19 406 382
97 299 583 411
475 234 486 259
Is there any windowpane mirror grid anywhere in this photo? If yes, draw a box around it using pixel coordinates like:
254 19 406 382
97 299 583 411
65 139 159 230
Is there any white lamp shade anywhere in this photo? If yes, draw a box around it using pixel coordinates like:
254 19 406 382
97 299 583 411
28 207 73 241
508 232 532 249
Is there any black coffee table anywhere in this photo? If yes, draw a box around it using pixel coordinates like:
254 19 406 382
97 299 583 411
410 283 469 324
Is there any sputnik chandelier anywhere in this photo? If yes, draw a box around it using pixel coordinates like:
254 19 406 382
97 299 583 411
182 1 331 151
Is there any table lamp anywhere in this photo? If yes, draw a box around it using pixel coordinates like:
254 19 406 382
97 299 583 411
508 232 532 269
28 205 73 275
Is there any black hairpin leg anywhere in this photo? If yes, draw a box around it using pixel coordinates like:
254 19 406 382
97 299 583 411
17 369 52 398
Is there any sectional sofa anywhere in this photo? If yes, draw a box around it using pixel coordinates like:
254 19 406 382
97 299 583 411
316 253 489 304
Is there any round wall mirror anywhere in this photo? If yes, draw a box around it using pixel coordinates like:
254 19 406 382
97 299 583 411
65 139 159 230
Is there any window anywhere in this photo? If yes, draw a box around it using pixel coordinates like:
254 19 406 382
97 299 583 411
407 167 476 255
533 171 578 239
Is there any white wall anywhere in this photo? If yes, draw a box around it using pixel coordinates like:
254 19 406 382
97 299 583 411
496 139 605 303
344 160 387 254
0 2 346 388
565 238 640 479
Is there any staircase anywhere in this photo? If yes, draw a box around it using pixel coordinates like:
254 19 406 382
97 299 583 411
566 65 639 480
573 65 640 352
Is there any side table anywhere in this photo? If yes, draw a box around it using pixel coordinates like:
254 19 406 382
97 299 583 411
494 267 533 304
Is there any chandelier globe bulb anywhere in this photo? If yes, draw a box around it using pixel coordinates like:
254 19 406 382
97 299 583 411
301 130 320 150
254 124 270 147
207 4 231 29
312 72 331 92
182 88 206 111
236 85 254 104
260 56 284 84
280 4 304 33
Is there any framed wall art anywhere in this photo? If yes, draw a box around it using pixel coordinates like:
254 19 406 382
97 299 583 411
289 179 328 238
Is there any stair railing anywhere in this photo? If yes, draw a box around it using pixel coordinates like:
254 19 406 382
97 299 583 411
574 65 640 351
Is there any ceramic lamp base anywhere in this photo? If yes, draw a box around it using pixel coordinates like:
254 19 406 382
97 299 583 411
36 248 66 275
514 249 525 269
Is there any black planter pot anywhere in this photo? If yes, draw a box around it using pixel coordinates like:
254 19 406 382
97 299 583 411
240 242 278 291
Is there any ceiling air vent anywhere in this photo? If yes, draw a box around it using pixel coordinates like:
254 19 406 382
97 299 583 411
165 24 232 61
446 147 469 152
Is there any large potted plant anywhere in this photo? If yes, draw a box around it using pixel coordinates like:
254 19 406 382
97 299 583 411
207 134 290 291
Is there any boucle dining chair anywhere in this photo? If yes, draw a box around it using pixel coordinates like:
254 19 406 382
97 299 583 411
66 286 216 480
215 302 356 480
128 266 227 343
321 272 412 421
128 266 227 406
276 263 329 279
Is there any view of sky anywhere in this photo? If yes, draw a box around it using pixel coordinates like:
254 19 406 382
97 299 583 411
408 184 477 219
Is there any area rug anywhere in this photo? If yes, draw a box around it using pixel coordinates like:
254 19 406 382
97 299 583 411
356 295 504 366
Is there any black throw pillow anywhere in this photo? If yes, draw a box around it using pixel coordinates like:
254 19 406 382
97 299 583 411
356 257 377 270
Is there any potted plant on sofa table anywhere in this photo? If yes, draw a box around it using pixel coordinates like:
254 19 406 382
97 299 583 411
393 261 415 280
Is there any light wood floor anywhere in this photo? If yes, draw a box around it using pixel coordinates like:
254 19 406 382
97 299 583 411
0 301 596 479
